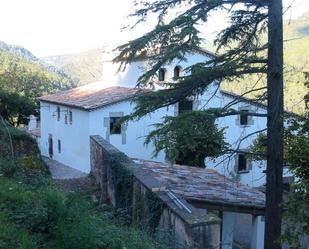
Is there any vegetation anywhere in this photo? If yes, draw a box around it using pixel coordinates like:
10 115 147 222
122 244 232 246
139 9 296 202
0 123 170 249
0 178 169 249
113 0 287 247
250 73 309 248
114 0 269 166
0 42 76 126
0 92 36 127
222 12 309 114
42 48 103 85
145 110 228 167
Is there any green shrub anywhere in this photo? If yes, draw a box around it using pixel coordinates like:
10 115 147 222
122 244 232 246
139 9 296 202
0 177 170 249
0 212 39 249
0 158 17 177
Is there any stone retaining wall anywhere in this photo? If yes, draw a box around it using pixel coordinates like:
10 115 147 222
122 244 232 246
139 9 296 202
90 135 221 248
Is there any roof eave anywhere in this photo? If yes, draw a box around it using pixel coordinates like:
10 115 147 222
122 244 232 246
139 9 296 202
38 95 137 112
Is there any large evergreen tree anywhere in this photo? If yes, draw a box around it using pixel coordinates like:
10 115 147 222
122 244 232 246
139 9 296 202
114 0 284 248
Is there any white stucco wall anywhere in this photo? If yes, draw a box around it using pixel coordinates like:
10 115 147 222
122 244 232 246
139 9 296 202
40 99 174 173
197 85 268 187
102 51 211 88
89 101 174 163
39 50 292 186
40 101 90 172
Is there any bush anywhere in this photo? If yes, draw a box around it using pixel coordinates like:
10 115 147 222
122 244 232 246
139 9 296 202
0 177 169 249
0 159 17 177
0 212 38 249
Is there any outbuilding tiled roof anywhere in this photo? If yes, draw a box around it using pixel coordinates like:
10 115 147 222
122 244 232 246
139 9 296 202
38 82 142 111
27 127 41 137
133 159 265 210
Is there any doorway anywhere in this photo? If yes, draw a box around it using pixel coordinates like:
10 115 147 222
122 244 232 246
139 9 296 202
48 134 53 158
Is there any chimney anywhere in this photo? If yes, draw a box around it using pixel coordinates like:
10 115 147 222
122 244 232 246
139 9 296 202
28 115 37 131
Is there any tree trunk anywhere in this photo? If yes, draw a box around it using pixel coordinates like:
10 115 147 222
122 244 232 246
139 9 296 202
265 0 284 248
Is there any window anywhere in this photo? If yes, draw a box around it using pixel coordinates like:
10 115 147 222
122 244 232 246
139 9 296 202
69 111 73 124
64 114 68 124
58 139 61 154
174 66 181 80
240 110 249 125
158 68 166 81
237 153 248 172
56 106 60 121
178 99 193 114
110 117 122 134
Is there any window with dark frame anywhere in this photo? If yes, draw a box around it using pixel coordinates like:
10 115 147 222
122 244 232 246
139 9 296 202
178 99 193 114
64 114 68 124
56 106 60 121
158 68 165 81
237 153 247 172
110 117 122 134
240 110 249 125
58 139 61 154
69 111 73 124
174 66 181 80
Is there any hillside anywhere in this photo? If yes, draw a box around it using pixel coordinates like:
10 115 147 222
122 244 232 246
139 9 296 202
0 124 170 249
0 41 77 125
42 48 102 85
222 12 309 114
0 41 76 97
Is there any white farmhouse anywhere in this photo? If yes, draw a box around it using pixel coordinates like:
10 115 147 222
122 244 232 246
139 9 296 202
38 48 291 188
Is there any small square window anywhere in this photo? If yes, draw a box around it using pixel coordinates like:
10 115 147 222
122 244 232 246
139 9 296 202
69 111 73 124
178 99 193 114
56 106 60 121
237 153 248 172
58 139 61 154
240 110 249 125
110 117 122 134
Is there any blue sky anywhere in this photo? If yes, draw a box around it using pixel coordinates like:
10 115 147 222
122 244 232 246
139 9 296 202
0 0 308 57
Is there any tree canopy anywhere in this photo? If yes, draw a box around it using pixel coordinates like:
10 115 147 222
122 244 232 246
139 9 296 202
114 0 269 165
0 47 76 126
115 1 286 248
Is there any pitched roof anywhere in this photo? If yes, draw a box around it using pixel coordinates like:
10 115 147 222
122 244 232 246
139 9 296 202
27 127 41 137
220 90 267 110
38 82 142 111
133 159 265 210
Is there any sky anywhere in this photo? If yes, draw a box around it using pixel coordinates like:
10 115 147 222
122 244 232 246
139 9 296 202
0 0 308 58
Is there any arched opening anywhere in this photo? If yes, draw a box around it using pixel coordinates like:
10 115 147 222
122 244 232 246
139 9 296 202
174 66 181 80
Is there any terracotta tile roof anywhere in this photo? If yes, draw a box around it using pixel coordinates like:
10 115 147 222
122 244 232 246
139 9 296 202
38 82 142 110
133 159 265 209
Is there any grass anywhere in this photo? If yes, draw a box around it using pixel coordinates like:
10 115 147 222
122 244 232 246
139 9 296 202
0 176 168 249
0 125 169 249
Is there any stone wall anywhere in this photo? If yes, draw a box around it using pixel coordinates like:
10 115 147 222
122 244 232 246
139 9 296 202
90 135 221 248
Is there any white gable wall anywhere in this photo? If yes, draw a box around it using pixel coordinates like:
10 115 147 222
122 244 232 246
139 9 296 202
40 101 90 172
102 52 211 88
40 99 174 173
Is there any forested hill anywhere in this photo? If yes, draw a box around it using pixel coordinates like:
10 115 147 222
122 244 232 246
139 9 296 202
222 12 309 114
0 41 38 62
42 48 103 85
0 41 77 126
0 41 76 99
